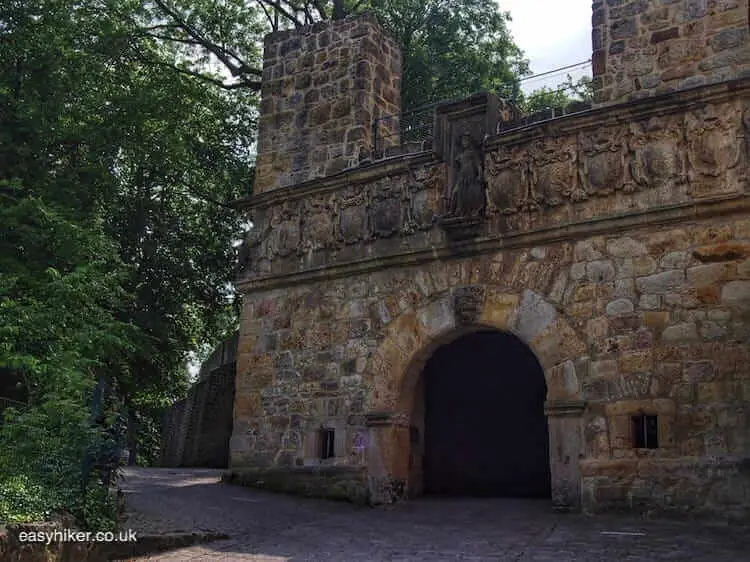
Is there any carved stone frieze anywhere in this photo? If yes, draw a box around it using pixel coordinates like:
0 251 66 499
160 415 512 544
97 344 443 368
444 133 486 219
685 103 742 197
627 116 685 192
237 209 271 275
336 190 369 245
301 195 335 252
270 203 301 258
369 178 403 238
532 137 578 206
485 148 525 214
405 164 444 233
578 127 627 197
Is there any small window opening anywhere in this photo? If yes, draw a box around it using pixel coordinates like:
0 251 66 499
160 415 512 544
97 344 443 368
632 414 658 449
319 428 335 459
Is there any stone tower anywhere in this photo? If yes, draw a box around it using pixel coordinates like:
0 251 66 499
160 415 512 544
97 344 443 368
592 0 750 105
253 14 402 194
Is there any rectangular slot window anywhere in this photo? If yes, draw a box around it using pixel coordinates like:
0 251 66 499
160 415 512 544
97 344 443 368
319 428 335 459
632 414 658 449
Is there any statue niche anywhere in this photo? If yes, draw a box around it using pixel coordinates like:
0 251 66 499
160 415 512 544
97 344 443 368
445 133 486 218
439 132 486 240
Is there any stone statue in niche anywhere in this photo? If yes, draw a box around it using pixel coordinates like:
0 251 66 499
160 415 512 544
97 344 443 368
445 133 486 217
236 216 268 275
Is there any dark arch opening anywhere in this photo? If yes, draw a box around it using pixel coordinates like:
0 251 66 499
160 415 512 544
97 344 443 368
411 329 551 498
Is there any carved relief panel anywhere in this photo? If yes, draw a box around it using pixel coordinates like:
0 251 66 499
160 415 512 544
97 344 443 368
578 127 628 197
336 188 369 245
237 208 272 276
685 102 742 197
369 177 403 238
627 116 686 194
485 146 527 214
404 164 444 233
532 137 578 206
269 202 302 258
301 195 335 253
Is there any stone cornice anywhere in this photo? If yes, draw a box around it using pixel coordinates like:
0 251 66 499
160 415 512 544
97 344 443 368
236 192 750 293
233 152 436 212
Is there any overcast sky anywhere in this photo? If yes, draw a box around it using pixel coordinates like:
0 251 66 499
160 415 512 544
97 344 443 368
499 0 593 93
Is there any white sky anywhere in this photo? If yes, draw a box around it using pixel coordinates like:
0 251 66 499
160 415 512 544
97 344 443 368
498 0 593 93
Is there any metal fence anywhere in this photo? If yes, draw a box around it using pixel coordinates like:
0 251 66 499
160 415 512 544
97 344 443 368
370 61 593 157
372 100 441 158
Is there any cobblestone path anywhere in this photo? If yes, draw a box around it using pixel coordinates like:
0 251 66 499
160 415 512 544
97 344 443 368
122 468 749 561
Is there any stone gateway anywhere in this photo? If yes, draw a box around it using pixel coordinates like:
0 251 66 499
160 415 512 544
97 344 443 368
230 4 750 521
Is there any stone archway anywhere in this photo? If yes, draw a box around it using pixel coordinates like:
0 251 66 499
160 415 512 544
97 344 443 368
413 328 551 498
364 286 588 509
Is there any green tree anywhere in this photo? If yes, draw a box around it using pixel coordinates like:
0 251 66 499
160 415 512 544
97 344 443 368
1 0 256 527
144 0 529 110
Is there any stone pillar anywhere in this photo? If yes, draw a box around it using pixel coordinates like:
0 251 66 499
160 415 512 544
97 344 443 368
545 400 586 510
254 14 402 194
592 0 750 106
365 412 410 504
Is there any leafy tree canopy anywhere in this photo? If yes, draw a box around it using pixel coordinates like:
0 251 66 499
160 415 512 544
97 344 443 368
142 0 529 110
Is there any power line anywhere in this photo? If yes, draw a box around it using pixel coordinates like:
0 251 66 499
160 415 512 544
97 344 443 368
519 60 592 83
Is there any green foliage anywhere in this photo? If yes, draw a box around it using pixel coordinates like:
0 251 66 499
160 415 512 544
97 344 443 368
1 0 255 526
147 0 529 111
370 0 529 109
0 402 117 531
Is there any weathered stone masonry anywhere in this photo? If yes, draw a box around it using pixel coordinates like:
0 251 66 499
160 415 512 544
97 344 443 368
254 13 401 194
231 7 750 520
592 0 750 105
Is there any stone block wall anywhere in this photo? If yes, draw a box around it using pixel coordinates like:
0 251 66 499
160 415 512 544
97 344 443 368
160 362 236 468
233 215 750 517
592 0 750 105
254 14 401 194
232 73 750 517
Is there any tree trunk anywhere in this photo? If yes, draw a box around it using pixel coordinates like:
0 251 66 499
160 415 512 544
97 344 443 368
333 0 346 20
